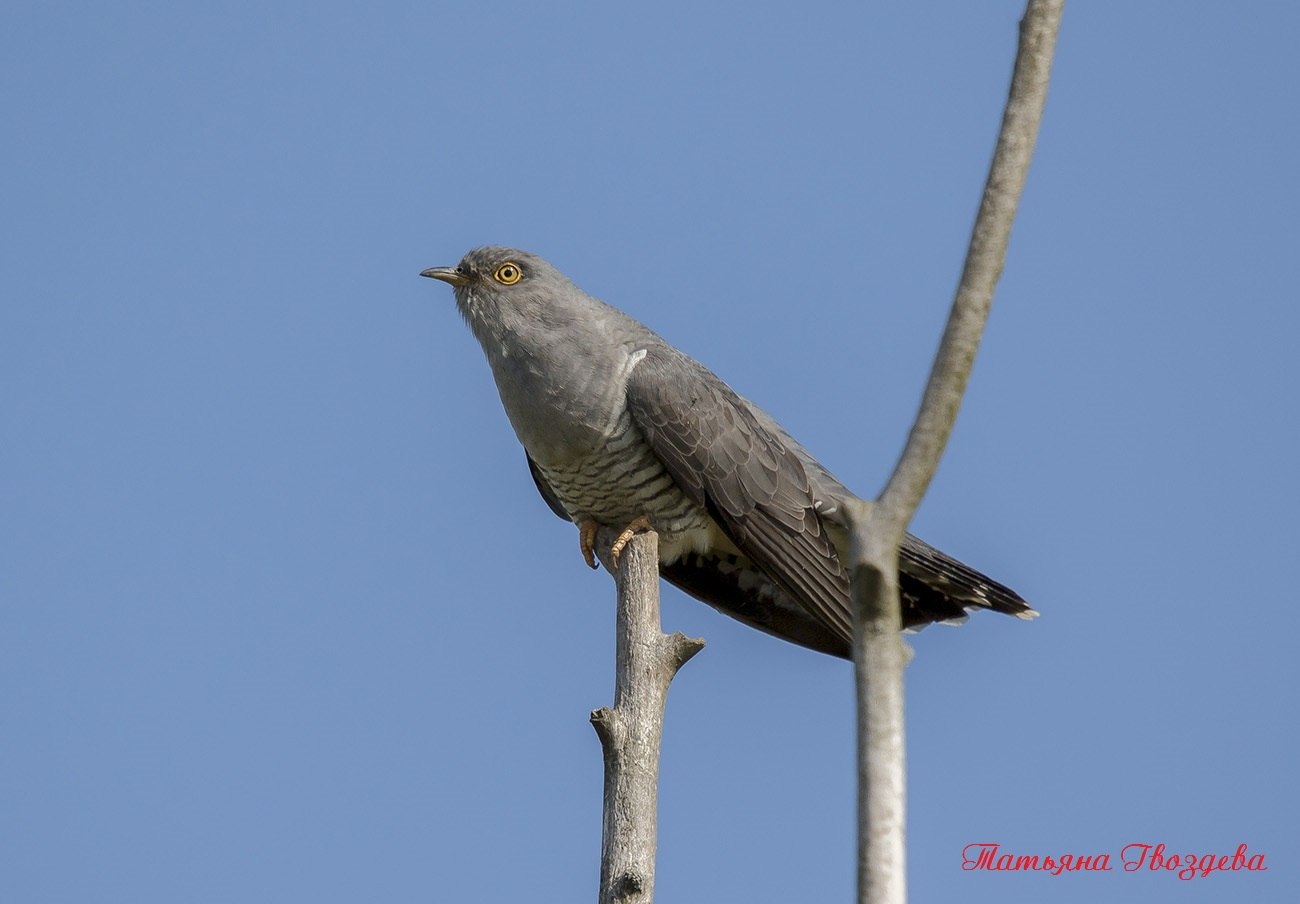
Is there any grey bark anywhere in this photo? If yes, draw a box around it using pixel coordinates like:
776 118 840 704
849 3 1065 903
591 530 705 904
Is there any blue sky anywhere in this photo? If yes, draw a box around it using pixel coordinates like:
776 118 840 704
3 2 1296 902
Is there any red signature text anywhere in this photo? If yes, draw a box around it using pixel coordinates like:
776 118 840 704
1121 843 1267 880
962 843 1111 875
963 842 1267 880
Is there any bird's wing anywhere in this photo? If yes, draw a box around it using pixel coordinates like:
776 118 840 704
747 394 1038 627
526 452 572 521
625 346 852 641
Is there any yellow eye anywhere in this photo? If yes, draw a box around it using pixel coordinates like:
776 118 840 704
492 262 523 285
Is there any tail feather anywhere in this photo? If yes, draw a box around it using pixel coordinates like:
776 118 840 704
899 533 1038 629
661 537 1035 660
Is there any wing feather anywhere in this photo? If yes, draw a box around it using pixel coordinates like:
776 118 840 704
625 347 852 641
526 453 572 522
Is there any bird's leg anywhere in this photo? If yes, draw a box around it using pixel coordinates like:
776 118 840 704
609 515 654 568
578 518 599 570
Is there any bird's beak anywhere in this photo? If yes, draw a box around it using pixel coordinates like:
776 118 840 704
420 266 470 287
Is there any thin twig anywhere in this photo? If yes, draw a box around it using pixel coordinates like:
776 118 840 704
850 4 1065 904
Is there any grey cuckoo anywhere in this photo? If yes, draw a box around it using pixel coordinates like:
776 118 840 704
422 246 1036 658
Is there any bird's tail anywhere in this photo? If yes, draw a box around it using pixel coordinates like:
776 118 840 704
897 533 1038 629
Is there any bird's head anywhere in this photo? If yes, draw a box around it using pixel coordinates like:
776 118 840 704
422 247 591 346
421 246 580 331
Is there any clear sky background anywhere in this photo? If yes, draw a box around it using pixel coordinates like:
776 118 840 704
3 3 1296 902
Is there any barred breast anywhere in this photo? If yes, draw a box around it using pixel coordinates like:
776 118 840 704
535 405 715 542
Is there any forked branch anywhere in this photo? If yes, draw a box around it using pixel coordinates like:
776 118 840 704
848 3 1065 903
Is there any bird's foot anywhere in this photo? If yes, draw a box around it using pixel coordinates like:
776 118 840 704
609 515 654 568
578 519 599 570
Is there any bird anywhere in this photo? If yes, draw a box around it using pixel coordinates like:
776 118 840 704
421 246 1036 659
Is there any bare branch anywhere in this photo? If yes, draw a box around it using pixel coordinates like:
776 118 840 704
850 4 1065 904
592 530 705 904
872 1 1065 545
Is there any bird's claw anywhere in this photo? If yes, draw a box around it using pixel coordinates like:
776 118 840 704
578 516 655 570
578 519 599 570
609 515 654 568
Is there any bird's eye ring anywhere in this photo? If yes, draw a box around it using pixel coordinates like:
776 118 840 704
493 262 523 285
